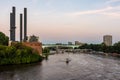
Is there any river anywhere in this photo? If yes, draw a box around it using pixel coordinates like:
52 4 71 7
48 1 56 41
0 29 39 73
0 53 120 80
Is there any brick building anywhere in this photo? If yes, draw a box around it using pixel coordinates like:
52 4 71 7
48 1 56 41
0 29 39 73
23 42 42 55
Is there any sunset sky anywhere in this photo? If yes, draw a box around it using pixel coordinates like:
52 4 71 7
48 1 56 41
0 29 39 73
0 0 120 44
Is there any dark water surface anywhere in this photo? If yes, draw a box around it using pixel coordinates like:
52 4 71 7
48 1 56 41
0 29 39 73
0 53 120 80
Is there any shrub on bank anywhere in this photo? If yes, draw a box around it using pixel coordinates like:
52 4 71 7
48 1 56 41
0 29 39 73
0 43 43 65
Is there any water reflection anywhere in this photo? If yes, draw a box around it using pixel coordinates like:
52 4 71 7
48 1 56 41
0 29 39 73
0 53 120 80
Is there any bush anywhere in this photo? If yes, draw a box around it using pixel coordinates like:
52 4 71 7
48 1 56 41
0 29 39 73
0 43 43 65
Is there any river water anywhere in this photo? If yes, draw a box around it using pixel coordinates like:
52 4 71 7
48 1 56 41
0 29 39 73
0 53 120 80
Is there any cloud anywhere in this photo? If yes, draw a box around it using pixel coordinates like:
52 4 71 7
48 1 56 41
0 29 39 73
106 0 120 4
67 6 120 17
68 6 113 16
102 12 120 17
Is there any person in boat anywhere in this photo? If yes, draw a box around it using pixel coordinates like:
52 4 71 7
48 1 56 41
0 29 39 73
66 58 71 64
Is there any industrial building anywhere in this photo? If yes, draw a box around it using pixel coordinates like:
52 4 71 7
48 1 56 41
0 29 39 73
103 35 112 46
9 6 42 55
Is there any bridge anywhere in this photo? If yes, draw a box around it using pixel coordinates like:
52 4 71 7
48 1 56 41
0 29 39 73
42 44 80 49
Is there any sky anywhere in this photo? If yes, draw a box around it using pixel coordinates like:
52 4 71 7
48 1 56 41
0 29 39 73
0 0 120 44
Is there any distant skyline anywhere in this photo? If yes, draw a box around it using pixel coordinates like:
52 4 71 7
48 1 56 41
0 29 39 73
0 0 120 44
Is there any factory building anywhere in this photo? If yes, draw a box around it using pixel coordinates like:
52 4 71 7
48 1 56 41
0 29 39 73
9 6 42 55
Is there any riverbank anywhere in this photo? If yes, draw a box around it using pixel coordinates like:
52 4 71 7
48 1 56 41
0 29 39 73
59 49 120 58
91 52 120 58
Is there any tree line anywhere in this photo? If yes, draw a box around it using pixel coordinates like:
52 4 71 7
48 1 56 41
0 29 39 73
77 42 120 54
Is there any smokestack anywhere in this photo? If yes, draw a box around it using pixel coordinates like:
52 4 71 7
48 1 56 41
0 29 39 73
10 6 16 41
20 14 23 42
12 7 16 26
10 13 12 41
24 8 27 42
12 6 16 41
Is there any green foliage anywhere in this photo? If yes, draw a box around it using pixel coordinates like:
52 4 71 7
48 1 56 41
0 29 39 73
113 42 120 53
43 48 50 53
29 35 38 42
42 48 50 59
0 32 9 46
78 42 120 54
0 43 43 65
45 47 56 51
59 46 73 49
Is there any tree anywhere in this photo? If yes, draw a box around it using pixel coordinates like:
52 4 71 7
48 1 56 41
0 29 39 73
113 42 120 53
43 48 50 53
0 32 9 45
29 35 39 42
